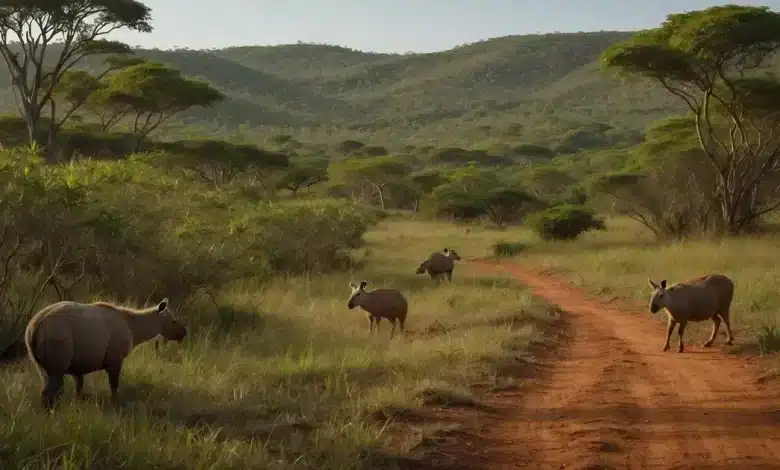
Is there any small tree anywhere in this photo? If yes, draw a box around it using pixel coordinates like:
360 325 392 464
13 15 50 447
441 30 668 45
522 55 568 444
328 155 409 209
513 143 555 160
427 183 487 222
96 62 224 151
483 187 536 226
336 139 365 155
276 156 328 195
409 169 448 212
49 56 145 134
157 139 289 188
526 205 605 241
0 0 152 157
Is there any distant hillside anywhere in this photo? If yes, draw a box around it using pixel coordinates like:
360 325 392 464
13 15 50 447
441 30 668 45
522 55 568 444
0 31 690 145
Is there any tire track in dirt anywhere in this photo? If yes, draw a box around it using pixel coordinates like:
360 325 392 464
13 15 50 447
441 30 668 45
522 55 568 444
411 260 780 470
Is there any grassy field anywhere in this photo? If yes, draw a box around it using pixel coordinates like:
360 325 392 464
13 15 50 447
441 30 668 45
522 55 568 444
0 218 558 470
502 217 780 355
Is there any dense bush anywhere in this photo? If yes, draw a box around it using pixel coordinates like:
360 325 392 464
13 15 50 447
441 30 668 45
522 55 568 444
526 204 605 240
0 151 381 360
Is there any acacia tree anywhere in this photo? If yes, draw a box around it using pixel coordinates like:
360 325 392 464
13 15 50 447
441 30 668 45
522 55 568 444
276 156 328 195
329 156 409 209
483 187 536 226
408 168 448 212
94 62 224 151
601 5 780 234
0 0 152 158
49 56 144 133
156 139 289 188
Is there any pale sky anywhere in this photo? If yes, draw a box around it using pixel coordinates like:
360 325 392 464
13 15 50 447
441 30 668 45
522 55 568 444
108 0 780 53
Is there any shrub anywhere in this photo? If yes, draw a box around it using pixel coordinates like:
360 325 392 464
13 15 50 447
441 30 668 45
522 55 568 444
526 204 605 241
492 241 527 258
0 152 382 360
757 325 780 355
229 198 385 276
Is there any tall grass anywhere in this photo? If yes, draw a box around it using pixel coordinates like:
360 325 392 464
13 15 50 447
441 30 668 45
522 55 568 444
0 219 557 469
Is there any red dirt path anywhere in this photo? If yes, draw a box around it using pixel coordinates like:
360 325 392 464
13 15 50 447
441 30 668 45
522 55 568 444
412 259 780 470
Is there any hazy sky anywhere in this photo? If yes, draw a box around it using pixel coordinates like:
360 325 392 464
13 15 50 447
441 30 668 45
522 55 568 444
108 0 780 53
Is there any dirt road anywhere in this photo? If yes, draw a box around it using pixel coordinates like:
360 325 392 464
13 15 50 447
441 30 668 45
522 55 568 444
414 260 780 470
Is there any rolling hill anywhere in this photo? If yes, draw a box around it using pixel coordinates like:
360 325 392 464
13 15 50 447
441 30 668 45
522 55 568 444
0 31 689 146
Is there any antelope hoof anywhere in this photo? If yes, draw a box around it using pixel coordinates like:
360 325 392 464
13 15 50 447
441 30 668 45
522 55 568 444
677 346 684 353
662 344 670 352
702 341 714 348
726 339 733 345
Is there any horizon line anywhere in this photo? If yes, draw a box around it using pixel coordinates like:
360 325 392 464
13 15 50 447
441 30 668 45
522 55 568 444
4 28 644 56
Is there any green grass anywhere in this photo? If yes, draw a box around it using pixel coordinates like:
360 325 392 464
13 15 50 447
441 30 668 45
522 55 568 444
0 219 558 469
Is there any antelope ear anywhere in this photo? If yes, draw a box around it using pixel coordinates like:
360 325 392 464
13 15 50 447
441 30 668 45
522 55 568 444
443 248 449 253
660 280 667 289
359 280 367 289
648 279 658 289
349 282 357 289
158 298 169 312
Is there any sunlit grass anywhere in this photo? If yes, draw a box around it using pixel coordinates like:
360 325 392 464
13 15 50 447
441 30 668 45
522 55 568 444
511 216 780 350
0 218 556 469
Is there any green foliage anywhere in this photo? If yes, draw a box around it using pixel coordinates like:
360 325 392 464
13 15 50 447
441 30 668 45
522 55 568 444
756 324 780 355
429 147 513 166
0 151 381 359
425 165 537 225
588 116 720 239
410 168 448 194
526 204 605 240
153 138 289 187
492 241 527 258
512 143 555 159
0 0 152 149
276 156 329 194
428 183 487 221
241 199 385 274
483 187 537 226
600 5 780 234
328 155 410 209
52 70 102 111
96 62 224 149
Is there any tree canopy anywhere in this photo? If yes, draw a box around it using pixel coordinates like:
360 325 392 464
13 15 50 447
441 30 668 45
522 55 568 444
0 0 152 156
329 155 410 209
95 62 225 150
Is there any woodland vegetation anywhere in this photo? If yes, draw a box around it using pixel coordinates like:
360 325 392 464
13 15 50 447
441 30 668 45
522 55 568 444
1 2 780 469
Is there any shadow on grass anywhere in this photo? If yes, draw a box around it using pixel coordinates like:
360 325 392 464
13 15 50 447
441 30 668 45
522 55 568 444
0 338 26 364
186 304 294 337
178 305 370 358
104 357 490 468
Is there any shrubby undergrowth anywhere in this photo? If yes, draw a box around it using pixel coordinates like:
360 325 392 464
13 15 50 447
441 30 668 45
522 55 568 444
0 150 382 359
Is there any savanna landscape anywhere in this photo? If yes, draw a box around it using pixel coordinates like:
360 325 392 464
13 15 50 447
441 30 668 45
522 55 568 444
1 2 780 469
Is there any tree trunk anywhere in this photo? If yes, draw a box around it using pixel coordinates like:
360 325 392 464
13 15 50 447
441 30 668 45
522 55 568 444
22 102 47 157
377 188 385 210
45 119 59 164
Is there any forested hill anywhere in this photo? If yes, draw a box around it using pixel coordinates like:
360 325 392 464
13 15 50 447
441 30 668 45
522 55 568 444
0 30 688 144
